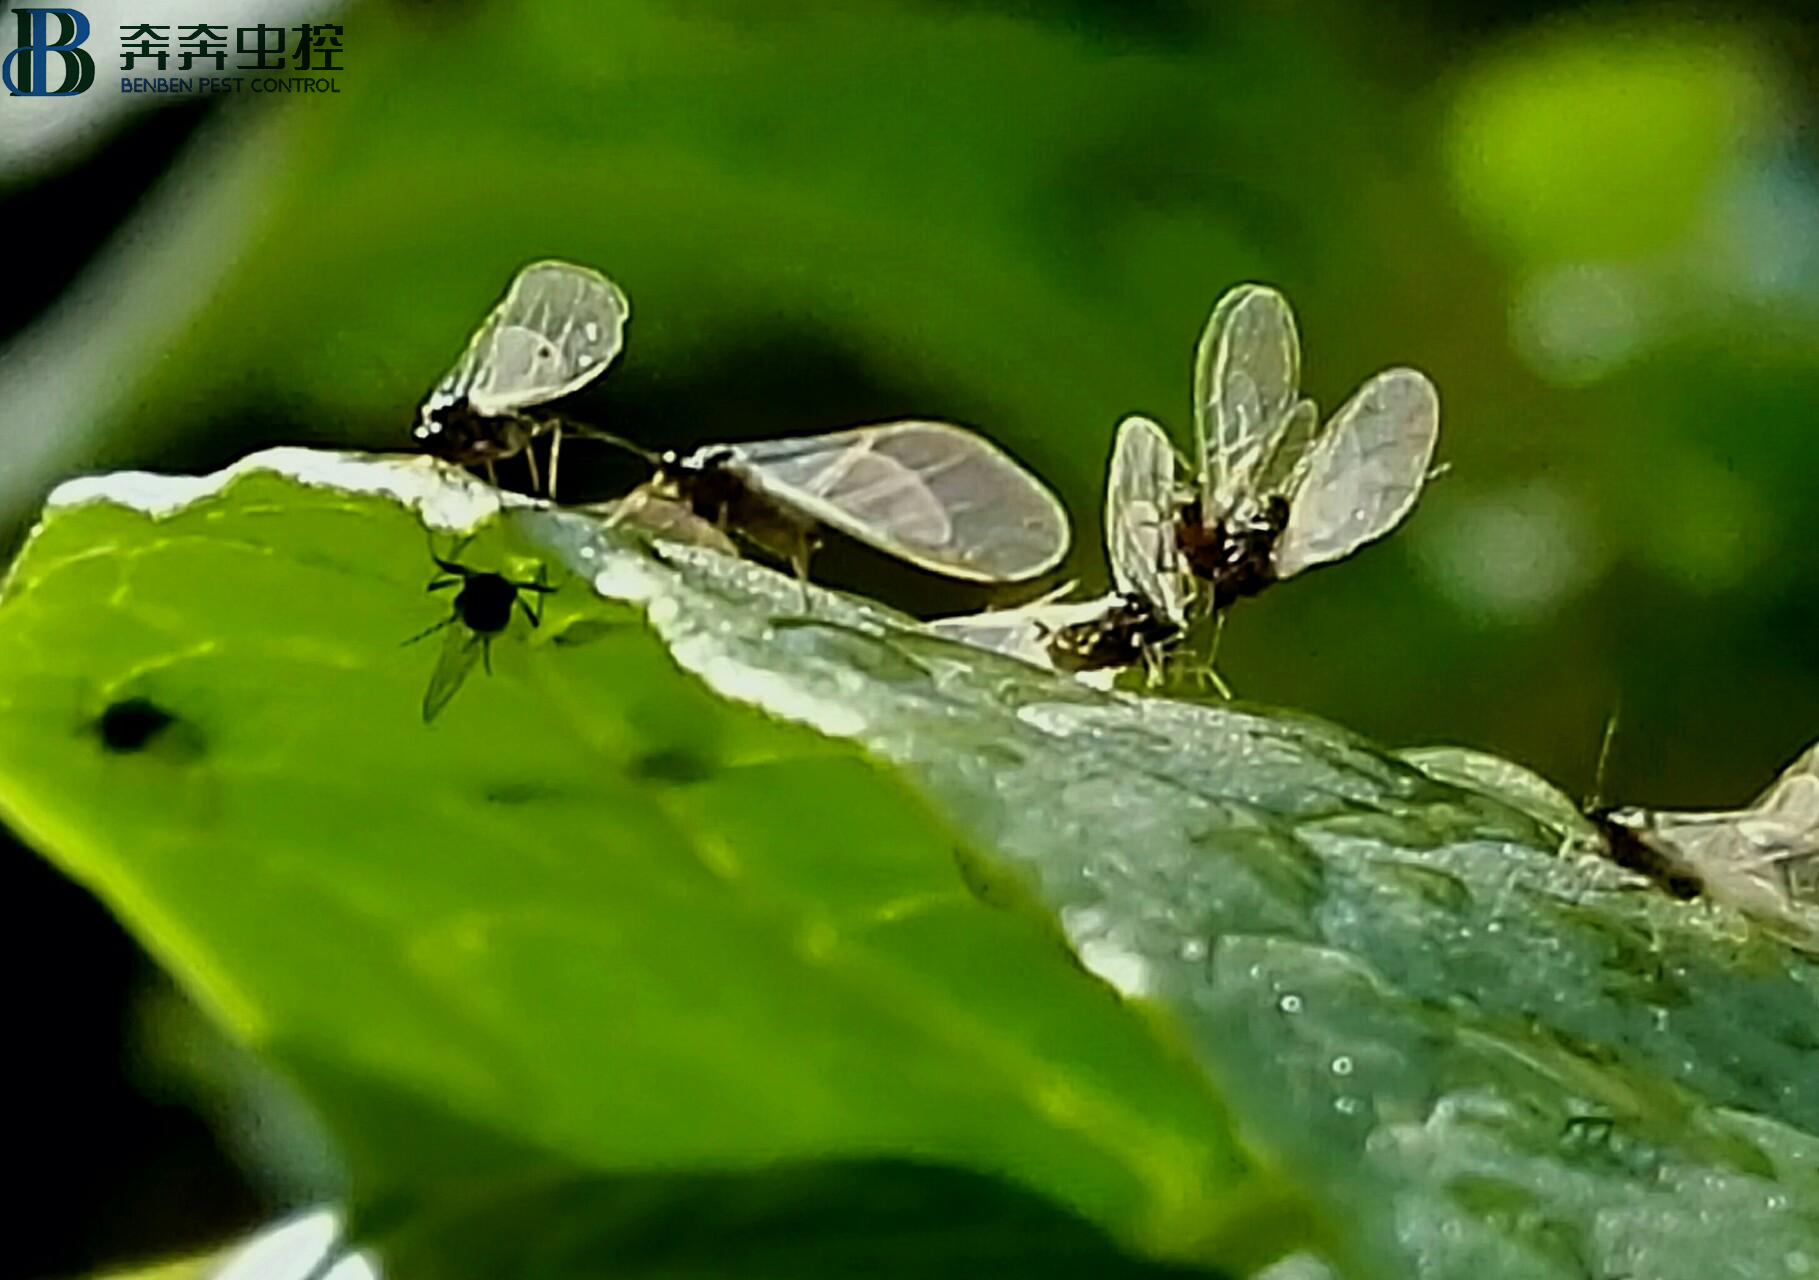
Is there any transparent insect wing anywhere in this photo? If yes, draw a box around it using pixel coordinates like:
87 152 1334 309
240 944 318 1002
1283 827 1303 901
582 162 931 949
1639 810 1815 922
1751 742 1819 818
930 594 1119 675
421 625 484 723
596 486 741 557
928 610 1055 670
431 260 629 419
1105 415 1192 627
717 421 1071 582
1192 284 1303 516
1271 367 1440 580
1254 396 1322 499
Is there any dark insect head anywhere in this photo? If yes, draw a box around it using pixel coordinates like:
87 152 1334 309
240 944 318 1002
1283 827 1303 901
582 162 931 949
414 399 533 465
670 452 748 523
1590 811 1705 901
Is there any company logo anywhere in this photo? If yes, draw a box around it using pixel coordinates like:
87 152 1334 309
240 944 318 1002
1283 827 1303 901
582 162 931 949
3 8 96 97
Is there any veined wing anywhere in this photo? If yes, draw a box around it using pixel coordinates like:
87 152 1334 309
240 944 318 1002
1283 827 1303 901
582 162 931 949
425 260 629 419
1105 416 1193 627
1254 396 1322 499
1605 804 1819 939
929 593 1123 687
1192 284 1302 518
1272 367 1439 580
1751 740 1819 819
421 625 483 723
719 421 1070 582
594 486 741 557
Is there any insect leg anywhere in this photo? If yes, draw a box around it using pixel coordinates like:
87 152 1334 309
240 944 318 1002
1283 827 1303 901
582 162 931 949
428 533 477 578
485 460 501 489
429 555 474 579
548 423 564 503
401 614 457 648
525 443 543 495
515 574 553 627
427 577 460 593
1191 610 1234 699
482 635 495 676
789 531 814 612
1140 641 1166 689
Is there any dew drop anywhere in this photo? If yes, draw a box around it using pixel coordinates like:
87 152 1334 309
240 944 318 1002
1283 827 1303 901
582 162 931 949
1278 993 1303 1014
1331 1055 1354 1076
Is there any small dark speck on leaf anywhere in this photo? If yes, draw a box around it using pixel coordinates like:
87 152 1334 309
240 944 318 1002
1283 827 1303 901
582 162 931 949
551 618 625 648
485 782 564 806
96 698 178 753
952 843 1041 913
630 748 717 785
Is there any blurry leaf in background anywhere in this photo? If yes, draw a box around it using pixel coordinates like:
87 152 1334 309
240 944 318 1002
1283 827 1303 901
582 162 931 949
1444 24 1770 266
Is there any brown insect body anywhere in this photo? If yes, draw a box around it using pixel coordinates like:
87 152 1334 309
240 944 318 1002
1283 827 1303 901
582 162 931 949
418 398 541 467
1045 593 1182 675
1589 810 1705 901
1175 493 1291 608
655 449 820 574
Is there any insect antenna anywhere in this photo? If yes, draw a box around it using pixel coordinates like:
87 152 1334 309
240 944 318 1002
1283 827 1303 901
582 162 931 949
1587 703 1622 813
512 564 554 626
426 531 478 575
560 421 663 467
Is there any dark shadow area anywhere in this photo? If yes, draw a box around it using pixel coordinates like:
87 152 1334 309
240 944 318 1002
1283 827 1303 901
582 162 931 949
0 830 264 1278
0 98 217 348
381 1159 1239 1280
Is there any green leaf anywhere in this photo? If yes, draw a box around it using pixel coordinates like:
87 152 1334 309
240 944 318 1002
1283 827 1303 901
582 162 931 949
91 1259 213 1280
0 452 1289 1276
11 450 1819 1280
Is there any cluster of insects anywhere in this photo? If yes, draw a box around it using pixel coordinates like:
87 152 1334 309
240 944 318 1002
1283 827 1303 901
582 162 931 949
402 259 1819 930
406 260 1437 704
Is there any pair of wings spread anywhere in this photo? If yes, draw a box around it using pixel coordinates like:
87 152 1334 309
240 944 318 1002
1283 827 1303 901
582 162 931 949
422 264 1439 603
423 261 1069 583
998 284 1441 640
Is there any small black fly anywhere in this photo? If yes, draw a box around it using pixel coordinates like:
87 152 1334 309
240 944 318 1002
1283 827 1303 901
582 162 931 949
406 547 555 722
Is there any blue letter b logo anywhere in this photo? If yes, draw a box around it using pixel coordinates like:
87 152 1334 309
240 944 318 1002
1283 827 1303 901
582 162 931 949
3 9 95 96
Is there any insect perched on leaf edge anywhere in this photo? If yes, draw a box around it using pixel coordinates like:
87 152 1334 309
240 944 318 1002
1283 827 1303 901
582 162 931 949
930 414 1192 686
1176 283 1441 611
585 419 1072 586
414 260 630 500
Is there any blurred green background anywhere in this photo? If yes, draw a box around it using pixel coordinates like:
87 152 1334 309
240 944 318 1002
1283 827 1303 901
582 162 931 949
3 0 1818 1272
